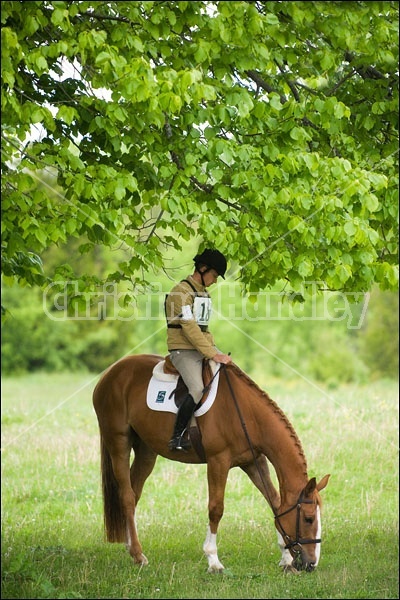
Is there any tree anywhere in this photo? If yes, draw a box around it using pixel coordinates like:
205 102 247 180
1 1 398 305
357 288 399 379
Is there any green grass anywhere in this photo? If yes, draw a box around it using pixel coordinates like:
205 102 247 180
1 371 398 599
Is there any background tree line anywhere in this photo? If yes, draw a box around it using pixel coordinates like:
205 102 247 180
2 237 398 383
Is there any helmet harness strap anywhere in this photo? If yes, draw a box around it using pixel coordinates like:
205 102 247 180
196 264 211 287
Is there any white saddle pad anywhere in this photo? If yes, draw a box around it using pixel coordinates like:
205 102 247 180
146 360 220 416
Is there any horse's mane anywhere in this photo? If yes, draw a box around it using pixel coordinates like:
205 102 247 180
228 363 308 472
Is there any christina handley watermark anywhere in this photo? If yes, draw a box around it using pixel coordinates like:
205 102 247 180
42 281 370 329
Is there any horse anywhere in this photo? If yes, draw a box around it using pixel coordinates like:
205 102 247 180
92 353 330 573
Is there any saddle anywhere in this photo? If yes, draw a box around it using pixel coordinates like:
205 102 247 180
163 355 213 409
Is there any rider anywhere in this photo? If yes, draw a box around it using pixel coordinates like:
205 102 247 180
165 248 232 451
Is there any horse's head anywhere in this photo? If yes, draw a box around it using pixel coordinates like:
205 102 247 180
274 474 330 572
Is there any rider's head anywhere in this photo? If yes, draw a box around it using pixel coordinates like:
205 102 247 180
193 249 227 280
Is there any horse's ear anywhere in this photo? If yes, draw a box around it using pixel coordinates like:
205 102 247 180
316 474 330 492
304 474 331 498
304 477 317 497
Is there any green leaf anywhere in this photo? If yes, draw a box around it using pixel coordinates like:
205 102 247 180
344 221 356 236
333 101 350 119
57 105 77 125
363 193 380 212
297 259 314 277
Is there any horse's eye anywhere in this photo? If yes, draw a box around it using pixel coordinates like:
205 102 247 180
304 516 314 524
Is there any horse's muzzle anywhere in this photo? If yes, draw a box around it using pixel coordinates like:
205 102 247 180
293 552 317 572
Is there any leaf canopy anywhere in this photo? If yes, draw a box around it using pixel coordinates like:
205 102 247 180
1 0 398 297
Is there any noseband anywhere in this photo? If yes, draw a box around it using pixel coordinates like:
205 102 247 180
274 491 321 553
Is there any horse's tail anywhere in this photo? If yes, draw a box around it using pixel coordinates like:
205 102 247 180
100 434 126 543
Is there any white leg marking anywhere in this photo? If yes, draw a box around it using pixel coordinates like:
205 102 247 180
277 531 293 567
203 525 225 573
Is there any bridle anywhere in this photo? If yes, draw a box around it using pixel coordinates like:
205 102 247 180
274 490 321 554
220 364 322 561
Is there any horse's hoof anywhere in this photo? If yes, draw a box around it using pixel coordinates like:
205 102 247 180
207 564 225 573
133 553 149 566
282 564 300 575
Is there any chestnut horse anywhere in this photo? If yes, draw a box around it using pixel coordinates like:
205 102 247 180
92 353 330 573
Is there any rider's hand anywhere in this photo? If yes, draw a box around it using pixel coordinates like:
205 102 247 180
213 353 232 365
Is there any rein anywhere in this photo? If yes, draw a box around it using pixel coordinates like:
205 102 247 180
221 364 321 554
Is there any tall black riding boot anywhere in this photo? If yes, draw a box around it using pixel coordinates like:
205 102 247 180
168 394 196 451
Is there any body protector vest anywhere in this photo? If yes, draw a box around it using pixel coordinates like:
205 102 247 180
165 279 212 332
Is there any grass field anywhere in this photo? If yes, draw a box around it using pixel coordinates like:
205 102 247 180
1 369 398 599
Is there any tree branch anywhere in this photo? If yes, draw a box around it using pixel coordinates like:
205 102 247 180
344 51 386 80
274 60 300 102
245 70 287 104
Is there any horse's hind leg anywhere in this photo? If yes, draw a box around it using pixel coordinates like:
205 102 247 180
102 429 155 566
127 435 158 560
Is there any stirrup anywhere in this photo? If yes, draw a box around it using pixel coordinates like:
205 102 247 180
168 435 191 451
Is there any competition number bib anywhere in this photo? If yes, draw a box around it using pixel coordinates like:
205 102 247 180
193 296 212 326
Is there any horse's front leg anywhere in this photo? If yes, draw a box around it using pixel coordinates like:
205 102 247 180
203 457 230 573
241 456 295 571
277 532 298 573
240 455 280 511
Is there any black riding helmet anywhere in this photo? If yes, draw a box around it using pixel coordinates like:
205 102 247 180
193 249 227 279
